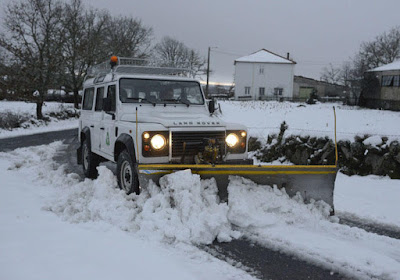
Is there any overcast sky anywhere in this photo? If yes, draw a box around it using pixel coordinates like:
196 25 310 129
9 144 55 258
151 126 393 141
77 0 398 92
2 0 400 84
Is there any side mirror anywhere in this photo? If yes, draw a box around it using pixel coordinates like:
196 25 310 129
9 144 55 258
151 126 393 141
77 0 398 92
102 97 112 112
208 100 215 114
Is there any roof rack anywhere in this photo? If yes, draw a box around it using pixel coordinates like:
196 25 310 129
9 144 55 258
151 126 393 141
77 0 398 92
86 57 193 80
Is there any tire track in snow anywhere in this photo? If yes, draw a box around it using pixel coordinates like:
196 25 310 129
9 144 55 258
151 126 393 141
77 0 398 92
339 215 400 240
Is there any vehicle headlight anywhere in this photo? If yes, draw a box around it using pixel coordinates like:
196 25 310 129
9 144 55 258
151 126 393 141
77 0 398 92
150 134 166 150
226 133 239 147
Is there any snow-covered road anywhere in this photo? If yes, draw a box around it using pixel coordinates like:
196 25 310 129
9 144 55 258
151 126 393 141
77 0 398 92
1 141 400 280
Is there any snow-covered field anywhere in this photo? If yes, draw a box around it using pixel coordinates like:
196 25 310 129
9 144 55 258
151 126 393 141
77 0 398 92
1 143 400 279
0 101 78 139
218 101 400 143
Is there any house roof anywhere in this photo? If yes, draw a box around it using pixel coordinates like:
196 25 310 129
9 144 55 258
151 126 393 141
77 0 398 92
235 49 296 64
368 60 400 72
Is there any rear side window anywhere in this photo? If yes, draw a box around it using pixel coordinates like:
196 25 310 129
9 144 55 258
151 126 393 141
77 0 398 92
95 87 104 111
107 85 116 112
82 88 94 110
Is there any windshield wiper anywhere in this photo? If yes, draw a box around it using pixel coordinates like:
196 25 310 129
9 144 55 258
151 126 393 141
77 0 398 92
143 98 157 106
177 98 190 107
126 97 156 106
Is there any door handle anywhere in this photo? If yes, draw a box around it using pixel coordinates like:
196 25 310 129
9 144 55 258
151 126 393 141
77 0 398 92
100 127 105 130
90 125 94 128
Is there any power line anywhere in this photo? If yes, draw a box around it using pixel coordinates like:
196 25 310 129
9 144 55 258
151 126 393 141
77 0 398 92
212 49 244 57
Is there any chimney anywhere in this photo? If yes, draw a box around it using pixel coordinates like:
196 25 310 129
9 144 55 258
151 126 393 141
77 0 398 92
287 52 290 60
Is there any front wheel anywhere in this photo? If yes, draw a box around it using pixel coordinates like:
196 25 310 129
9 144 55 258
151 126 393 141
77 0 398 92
117 150 140 195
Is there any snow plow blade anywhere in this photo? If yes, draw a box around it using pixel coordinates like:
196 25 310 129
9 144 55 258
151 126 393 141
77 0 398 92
137 164 338 210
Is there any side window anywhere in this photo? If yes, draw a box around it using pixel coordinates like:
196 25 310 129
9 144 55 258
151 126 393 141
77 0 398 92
95 87 104 111
82 88 94 110
107 85 116 112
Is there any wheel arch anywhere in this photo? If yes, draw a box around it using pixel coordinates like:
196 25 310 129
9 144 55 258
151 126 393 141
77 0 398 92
114 133 136 162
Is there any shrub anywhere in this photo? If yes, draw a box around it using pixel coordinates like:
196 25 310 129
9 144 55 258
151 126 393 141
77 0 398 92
0 111 30 130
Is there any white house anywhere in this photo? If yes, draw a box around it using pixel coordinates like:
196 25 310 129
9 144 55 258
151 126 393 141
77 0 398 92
234 49 296 100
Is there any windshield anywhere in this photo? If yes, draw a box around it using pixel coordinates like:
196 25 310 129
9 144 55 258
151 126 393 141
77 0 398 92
119 78 205 105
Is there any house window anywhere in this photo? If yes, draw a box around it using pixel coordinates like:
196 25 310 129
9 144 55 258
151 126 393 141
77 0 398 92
394 75 400 87
245 86 251 95
259 87 265 96
382 75 394 86
259 67 264 74
274 87 283 95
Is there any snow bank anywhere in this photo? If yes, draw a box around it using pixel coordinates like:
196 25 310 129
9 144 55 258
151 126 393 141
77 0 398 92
335 173 400 228
0 119 78 139
46 167 240 244
228 176 332 229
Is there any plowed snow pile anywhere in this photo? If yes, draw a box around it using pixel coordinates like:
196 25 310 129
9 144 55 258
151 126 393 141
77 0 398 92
47 166 240 244
3 142 400 280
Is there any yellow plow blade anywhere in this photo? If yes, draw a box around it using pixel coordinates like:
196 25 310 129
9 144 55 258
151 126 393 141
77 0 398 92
137 164 338 211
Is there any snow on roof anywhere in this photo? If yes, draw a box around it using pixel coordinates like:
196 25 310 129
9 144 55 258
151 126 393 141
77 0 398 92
368 60 400 72
235 49 296 64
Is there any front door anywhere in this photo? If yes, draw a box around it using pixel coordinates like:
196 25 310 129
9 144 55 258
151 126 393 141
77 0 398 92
92 86 105 153
100 84 117 157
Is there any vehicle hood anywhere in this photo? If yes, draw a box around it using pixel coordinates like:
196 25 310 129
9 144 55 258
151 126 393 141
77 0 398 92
120 112 227 128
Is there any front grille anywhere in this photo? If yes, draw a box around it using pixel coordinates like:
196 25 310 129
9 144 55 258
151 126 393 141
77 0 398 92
171 131 225 157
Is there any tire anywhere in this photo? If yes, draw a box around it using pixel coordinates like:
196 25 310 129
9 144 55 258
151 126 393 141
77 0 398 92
117 150 140 195
81 138 99 179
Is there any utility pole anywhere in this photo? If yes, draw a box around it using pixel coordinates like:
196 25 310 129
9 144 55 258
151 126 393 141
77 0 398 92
206 47 211 98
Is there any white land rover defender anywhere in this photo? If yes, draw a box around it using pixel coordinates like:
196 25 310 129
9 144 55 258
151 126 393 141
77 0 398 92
77 57 250 195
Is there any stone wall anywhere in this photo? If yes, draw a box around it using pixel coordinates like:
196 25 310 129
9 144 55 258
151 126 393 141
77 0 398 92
249 123 400 179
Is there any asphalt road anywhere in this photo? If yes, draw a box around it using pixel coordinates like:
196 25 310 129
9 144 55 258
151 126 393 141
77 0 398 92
0 128 78 152
3 128 399 279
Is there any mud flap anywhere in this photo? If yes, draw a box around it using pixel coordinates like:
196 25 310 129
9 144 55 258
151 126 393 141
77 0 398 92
137 164 338 212
77 146 82 165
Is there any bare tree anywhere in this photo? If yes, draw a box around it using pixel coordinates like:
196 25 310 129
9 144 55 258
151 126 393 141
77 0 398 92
153 36 206 78
103 15 153 58
0 0 65 119
62 0 108 108
320 63 341 84
186 49 207 78
351 27 400 79
153 36 188 67
339 61 353 86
